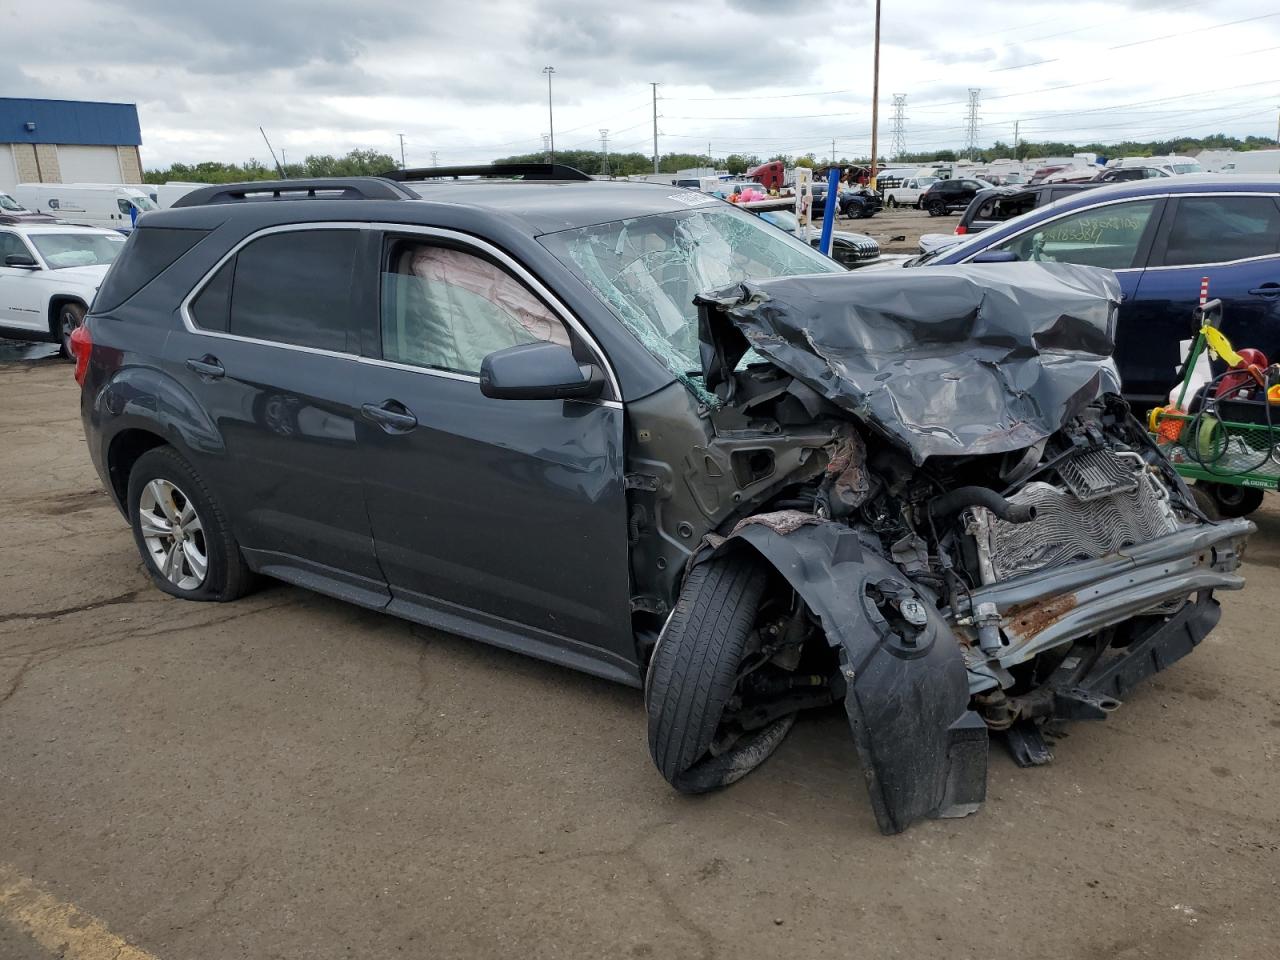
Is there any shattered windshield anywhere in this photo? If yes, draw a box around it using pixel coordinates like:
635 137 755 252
540 205 841 399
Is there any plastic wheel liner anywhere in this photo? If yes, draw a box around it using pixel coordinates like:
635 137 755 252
696 522 986 835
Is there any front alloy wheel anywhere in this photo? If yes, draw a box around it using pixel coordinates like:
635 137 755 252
57 303 85 360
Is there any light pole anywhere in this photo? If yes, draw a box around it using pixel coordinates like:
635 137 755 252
869 0 881 188
543 66 556 164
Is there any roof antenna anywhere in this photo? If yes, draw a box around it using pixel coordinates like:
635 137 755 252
259 127 286 179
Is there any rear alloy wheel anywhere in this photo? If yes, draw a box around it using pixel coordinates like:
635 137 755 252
886 196 898 208
1201 481 1264 518
646 553 800 794
927 200 947 216
128 447 253 602
56 302 85 360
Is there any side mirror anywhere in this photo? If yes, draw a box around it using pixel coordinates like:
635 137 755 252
971 250 1019 263
479 341 605 401
4 253 39 269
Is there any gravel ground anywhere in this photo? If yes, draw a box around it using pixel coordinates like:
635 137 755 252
2 351 1279 960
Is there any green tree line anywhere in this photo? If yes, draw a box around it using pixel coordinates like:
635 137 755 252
144 149 398 184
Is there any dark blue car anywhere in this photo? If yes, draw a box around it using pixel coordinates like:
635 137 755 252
910 176 1280 404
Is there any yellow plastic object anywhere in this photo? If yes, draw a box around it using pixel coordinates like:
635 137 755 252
1269 383 1280 404
1201 325 1242 367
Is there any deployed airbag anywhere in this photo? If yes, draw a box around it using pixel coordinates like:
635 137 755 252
697 263 1123 463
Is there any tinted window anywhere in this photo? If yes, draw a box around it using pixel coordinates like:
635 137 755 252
1160 196 1280 267
225 230 358 351
994 199 1158 269
190 258 232 332
95 227 208 312
380 241 570 376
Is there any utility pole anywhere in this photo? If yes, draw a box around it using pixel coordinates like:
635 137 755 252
964 89 982 160
1013 120 1020 159
599 129 610 176
651 82 660 174
1275 107 1279 146
832 137 837 164
869 0 881 187
543 66 556 163
890 94 907 160
398 133 406 169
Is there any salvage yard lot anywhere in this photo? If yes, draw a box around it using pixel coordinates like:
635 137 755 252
2 353 1279 960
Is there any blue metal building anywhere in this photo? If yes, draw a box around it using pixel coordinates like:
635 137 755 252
0 98 143 193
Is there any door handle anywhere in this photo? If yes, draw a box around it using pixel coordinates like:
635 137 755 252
1247 284 1280 298
361 400 418 432
186 355 224 379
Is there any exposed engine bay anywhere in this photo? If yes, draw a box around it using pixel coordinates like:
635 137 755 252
632 263 1253 834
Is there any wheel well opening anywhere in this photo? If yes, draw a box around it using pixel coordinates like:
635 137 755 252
107 430 168 506
47 296 87 335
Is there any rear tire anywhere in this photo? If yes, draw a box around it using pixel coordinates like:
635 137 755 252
927 200 946 216
886 196 898 208
56 302 84 360
1201 481 1264 518
645 552 793 794
128 447 253 602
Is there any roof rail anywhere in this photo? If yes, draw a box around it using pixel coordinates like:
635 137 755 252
171 177 417 208
383 163 593 182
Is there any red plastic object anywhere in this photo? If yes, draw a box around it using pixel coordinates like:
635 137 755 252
1215 347 1268 398
70 322 92 386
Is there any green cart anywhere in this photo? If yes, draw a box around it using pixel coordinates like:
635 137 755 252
1148 299 1279 519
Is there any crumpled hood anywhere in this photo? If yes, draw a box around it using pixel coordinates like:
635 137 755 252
696 262 1122 464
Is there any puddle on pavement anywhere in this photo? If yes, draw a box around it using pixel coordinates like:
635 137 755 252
0 339 60 364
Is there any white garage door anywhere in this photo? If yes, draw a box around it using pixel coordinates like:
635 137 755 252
0 145 17 194
56 145 122 184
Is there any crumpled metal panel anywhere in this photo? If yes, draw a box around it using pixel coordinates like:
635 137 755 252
697 263 1123 464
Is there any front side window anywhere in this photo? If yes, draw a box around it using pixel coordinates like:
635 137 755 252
539 205 841 390
117 199 132 215
1160 196 1280 267
188 229 359 352
380 242 570 376
28 232 126 269
131 195 157 211
993 199 1158 269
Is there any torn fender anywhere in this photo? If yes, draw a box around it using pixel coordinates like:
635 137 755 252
704 520 987 834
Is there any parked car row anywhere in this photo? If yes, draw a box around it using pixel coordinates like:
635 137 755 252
66 165 1253 834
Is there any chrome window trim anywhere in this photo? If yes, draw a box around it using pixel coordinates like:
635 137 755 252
179 221 623 404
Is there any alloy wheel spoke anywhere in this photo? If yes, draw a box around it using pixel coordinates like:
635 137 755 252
139 512 173 538
148 480 181 524
165 541 185 582
181 540 207 580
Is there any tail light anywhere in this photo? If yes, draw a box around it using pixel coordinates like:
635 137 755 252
70 321 92 386
954 225 967 235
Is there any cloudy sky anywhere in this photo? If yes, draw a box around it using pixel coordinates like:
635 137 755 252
4 0 1279 170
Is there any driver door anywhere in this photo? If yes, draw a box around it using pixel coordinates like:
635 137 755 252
0 231 48 331
354 230 636 680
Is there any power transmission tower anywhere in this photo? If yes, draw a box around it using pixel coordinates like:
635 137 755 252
599 129 610 176
889 94 907 160
964 89 981 159
430 151 439 167
541 134 550 164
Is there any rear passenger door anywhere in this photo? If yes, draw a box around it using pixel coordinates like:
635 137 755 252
1132 193 1280 399
166 224 387 603
353 228 635 679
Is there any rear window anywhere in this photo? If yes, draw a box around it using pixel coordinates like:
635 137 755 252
1160 196 1280 266
188 229 360 353
93 227 208 313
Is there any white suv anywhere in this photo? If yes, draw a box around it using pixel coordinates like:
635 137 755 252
0 224 125 357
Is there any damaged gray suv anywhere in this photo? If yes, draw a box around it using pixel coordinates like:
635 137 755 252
75 165 1253 834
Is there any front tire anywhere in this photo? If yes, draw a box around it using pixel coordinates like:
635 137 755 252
128 447 253 602
927 200 946 216
886 196 898 208
646 553 794 794
56 302 84 360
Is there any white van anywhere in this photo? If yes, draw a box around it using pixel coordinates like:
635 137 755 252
1221 149 1280 175
1109 155 1202 176
10 183 158 232
155 181 210 209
